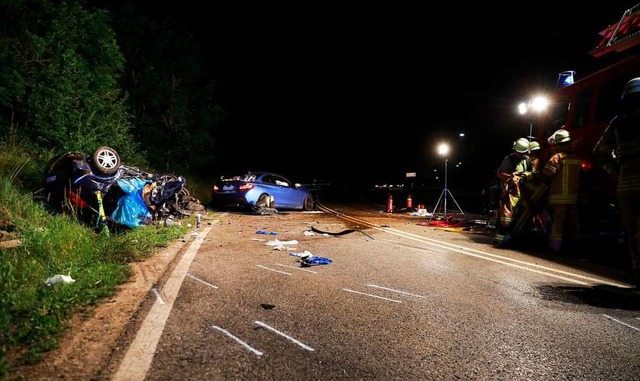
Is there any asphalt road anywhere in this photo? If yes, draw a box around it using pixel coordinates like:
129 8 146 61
102 201 640 381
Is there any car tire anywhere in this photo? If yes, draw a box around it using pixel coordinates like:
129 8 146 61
156 173 178 183
256 194 273 208
303 195 315 211
90 146 121 175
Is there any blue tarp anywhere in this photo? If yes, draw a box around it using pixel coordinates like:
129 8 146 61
110 177 152 228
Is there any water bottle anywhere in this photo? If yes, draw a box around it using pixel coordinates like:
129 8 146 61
196 213 201 228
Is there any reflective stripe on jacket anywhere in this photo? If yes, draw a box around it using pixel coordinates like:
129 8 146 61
543 152 581 205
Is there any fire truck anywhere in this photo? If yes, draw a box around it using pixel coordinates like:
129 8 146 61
529 4 640 247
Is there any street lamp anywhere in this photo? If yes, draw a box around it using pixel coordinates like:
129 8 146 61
518 96 549 141
430 142 464 219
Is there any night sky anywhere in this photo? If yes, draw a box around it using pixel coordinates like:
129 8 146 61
131 2 639 189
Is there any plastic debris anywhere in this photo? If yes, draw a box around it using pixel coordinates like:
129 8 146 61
303 230 316 236
411 209 433 217
265 239 298 246
45 274 75 286
256 229 278 235
164 218 181 227
301 256 332 267
290 250 313 258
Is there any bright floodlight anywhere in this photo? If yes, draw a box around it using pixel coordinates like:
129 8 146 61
437 143 449 156
430 142 464 218
518 96 549 115
530 96 549 112
518 102 528 115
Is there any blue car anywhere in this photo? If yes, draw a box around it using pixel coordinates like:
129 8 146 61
211 172 316 212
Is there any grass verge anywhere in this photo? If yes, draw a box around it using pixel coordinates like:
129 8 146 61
0 142 190 379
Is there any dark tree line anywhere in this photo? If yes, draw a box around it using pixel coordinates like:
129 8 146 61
0 0 225 176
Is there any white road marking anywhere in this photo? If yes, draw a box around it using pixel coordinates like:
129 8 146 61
275 263 318 273
210 324 263 356
342 288 402 303
255 321 315 351
378 238 448 254
112 226 213 381
318 204 632 289
367 284 426 298
256 265 291 275
603 314 640 332
187 273 219 289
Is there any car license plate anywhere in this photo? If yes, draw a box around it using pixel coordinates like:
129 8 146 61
222 185 234 191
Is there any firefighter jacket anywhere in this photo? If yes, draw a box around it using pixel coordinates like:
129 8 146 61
594 111 640 199
542 149 582 205
496 153 531 183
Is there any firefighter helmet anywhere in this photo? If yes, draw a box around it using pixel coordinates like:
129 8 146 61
513 138 530 153
622 77 640 99
529 141 541 152
548 128 571 145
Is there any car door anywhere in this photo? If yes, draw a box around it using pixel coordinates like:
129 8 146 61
267 174 304 209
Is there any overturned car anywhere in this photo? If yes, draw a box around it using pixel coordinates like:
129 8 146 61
40 146 203 231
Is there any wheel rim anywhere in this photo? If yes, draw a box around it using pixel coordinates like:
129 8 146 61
96 149 118 169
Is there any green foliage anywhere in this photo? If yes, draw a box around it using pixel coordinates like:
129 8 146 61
112 7 225 175
0 0 143 163
181 172 213 206
0 1 224 373
0 142 189 378
0 140 46 193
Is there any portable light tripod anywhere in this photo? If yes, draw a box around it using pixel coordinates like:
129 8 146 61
430 157 464 219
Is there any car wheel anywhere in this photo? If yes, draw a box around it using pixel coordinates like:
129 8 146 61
303 195 315 211
90 146 121 175
156 173 178 183
256 194 273 208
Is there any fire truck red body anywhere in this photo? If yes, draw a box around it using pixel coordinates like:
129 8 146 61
533 4 640 243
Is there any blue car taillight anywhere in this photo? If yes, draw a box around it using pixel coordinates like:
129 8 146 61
238 183 254 192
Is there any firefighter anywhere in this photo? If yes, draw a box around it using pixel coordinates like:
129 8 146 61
593 77 640 285
529 140 542 172
541 128 582 253
493 138 533 247
522 139 550 236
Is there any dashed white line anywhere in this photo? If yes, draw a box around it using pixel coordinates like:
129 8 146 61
367 284 426 298
342 288 402 303
210 325 263 356
255 321 315 351
603 314 640 332
187 273 219 289
256 265 291 275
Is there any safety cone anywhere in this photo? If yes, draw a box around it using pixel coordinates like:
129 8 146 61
387 194 394 213
406 195 413 209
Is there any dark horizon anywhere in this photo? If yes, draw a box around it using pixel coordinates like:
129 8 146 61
102 1 640 189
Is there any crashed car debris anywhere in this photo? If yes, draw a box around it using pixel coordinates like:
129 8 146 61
39 146 205 230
